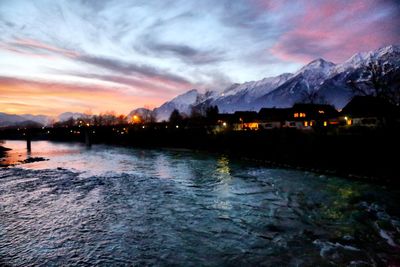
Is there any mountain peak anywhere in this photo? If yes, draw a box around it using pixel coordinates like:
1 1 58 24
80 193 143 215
307 58 335 68
296 58 335 76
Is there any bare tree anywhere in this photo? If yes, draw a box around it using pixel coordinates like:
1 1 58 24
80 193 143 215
348 61 400 105
300 90 328 104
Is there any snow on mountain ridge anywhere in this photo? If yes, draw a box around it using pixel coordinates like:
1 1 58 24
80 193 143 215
219 73 293 99
153 89 201 121
296 58 336 76
334 45 400 73
145 45 400 120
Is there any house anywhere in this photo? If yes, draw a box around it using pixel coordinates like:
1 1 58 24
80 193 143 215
258 108 291 129
233 111 259 130
341 96 399 127
288 103 339 129
214 113 236 132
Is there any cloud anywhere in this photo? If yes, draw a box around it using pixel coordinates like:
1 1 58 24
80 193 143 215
61 72 186 96
270 0 400 63
145 42 225 65
11 38 79 57
1 0 399 115
76 54 191 86
0 76 166 115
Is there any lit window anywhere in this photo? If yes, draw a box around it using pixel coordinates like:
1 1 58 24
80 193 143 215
294 113 299 118
323 121 327 127
310 121 313 126
304 121 308 127
318 110 325 114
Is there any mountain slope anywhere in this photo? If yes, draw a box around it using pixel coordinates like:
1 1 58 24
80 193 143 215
254 58 336 109
153 89 202 121
0 113 49 127
142 45 400 120
211 73 293 112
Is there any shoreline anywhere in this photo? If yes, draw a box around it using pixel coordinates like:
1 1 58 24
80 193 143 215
1 138 398 188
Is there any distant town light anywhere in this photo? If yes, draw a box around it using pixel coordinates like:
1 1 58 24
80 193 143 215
142 125 145 129
132 115 141 124
176 125 179 128
318 110 325 114
222 122 227 127
86 123 90 127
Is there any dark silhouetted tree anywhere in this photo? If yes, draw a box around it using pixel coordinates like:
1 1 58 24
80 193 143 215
300 90 328 104
169 109 183 124
205 105 219 123
348 61 400 105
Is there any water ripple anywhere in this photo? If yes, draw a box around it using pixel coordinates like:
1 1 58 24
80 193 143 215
0 141 400 266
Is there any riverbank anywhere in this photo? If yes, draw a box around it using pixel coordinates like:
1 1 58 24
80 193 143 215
1 126 399 186
0 144 10 158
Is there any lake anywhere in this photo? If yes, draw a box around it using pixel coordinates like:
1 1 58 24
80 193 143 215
0 140 399 266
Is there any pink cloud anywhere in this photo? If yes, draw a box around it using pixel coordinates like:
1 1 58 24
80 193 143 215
11 38 80 58
270 0 400 63
0 76 168 116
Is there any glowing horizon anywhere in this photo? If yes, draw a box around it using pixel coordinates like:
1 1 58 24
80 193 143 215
1 0 399 116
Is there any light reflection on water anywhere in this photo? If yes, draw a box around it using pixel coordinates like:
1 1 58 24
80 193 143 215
0 140 400 266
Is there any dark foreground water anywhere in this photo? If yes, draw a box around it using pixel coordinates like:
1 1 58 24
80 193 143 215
0 141 399 266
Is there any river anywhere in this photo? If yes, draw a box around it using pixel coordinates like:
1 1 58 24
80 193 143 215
0 140 399 266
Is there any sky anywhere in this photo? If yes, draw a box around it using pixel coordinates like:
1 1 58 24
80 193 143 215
0 0 399 116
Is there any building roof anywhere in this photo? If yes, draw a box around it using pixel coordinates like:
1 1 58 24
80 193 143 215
258 108 291 121
233 111 258 122
291 103 338 119
341 96 398 117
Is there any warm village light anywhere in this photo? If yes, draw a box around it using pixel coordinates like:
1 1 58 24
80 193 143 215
132 115 141 124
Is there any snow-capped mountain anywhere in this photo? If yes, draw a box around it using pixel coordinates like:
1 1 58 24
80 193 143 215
211 73 293 113
253 58 336 109
143 45 400 121
57 112 86 122
0 113 51 127
333 45 400 74
20 114 52 125
153 89 202 121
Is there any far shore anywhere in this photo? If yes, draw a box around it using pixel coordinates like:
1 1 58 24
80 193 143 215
1 129 399 188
